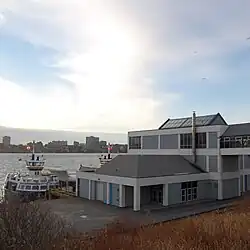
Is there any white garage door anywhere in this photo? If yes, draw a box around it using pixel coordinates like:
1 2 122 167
96 181 104 201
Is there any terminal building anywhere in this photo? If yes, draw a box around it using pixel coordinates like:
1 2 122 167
76 112 250 211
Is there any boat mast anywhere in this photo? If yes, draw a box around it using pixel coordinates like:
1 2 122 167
32 140 35 160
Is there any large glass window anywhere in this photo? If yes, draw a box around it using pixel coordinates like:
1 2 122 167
196 133 206 148
180 133 192 148
129 136 141 149
181 181 197 202
180 133 206 148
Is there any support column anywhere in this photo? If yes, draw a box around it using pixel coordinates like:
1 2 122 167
177 134 181 149
206 132 209 149
206 156 210 172
75 178 78 196
106 183 110 204
158 135 161 149
238 176 242 196
218 179 223 200
119 184 126 207
88 180 91 200
133 183 140 211
243 155 245 192
163 184 168 206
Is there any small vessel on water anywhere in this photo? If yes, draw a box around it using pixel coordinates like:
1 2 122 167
2 141 59 202
99 143 113 167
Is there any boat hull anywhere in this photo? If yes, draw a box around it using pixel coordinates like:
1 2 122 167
4 188 47 203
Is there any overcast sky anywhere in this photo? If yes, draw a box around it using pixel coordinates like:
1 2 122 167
1 0 250 134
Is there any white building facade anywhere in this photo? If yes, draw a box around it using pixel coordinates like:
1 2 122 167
76 112 250 211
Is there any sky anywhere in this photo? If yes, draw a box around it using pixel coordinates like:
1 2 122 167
1 0 250 135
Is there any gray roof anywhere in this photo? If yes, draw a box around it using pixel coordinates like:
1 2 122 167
95 155 205 178
159 113 227 130
222 123 250 137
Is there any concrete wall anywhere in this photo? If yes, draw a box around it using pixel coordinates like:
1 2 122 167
209 156 218 172
125 186 133 207
185 155 207 172
110 183 120 206
79 178 89 199
222 156 238 172
208 132 218 148
198 180 218 200
238 156 250 170
223 178 239 199
168 183 182 205
160 134 178 149
142 135 158 149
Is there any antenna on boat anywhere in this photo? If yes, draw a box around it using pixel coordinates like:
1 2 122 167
31 140 35 161
108 143 112 159
32 140 35 154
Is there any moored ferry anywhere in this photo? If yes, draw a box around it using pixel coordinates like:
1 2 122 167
2 141 59 202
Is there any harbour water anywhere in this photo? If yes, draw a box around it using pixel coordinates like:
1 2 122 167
0 153 106 189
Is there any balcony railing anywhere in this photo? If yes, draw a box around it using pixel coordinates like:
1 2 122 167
220 136 250 148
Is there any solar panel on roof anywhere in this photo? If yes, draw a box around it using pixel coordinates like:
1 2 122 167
196 115 215 126
161 118 187 129
180 118 192 127
160 114 217 129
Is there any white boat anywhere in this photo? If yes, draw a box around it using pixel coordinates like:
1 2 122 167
99 143 113 167
2 141 59 202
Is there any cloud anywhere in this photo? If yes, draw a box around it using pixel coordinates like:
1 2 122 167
1 0 250 133
0 0 181 132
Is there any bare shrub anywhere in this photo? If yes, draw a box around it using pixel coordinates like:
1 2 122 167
1 197 250 249
0 200 67 250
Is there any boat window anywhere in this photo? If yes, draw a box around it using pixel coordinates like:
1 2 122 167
32 185 39 190
41 185 47 190
20 185 25 189
25 185 31 190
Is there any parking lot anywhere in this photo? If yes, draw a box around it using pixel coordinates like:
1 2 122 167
41 198 152 232
41 197 236 233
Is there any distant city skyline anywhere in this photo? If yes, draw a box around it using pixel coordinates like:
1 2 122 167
0 126 127 145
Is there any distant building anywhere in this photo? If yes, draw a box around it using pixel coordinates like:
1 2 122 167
73 141 80 147
86 136 100 151
2 136 11 147
35 141 44 152
111 144 128 153
46 140 68 152
99 140 107 148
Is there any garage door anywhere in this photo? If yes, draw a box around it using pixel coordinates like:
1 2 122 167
96 181 104 201
79 179 89 199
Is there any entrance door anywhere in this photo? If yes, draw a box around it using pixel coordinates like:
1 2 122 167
245 175 248 191
181 189 187 202
151 188 163 204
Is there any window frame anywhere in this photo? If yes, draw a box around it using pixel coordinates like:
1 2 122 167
129 136 141 149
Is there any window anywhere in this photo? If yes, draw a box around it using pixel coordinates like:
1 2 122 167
32 185 39 190
196 133 206 148
180 133 192 148
181 181 198 202
129 136 141 149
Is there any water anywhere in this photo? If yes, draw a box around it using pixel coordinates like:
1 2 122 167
0 153 104 188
